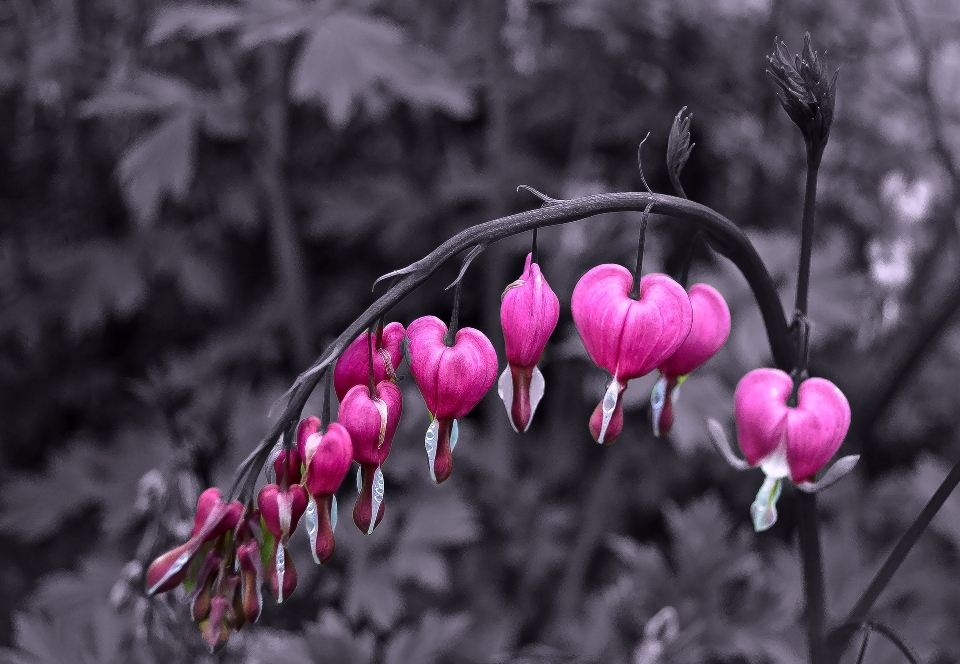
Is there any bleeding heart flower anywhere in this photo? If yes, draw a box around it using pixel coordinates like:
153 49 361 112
652 283 731 437
406 315 498 484
498 252 560 433
734 368 851 531
334 322 405 401
339 381 402 534
302 422 353 564
572 265 692 443
145 488 242 596
258 483 308 602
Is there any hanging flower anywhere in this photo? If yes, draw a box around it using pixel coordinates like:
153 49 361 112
571 265 692 443
334 322 405 401
726 368 853 531
302 422 353 563
145 488 243 596
652 283 731 436
406 315 498 484
257 482 308 602
338 380 402 534
499 252 560 432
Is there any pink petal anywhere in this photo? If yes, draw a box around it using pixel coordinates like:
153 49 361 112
339 381 402 467
785 378 851 482
659 283 731 378
333 322 405 401
305 423 354 496
734 368 792 466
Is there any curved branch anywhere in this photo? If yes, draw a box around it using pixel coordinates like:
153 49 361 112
830 621 921 664
236 191 794 493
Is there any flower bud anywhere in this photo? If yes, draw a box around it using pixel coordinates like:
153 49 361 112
339 381 402 534
499 253 560 432
257 483 307 603
572 266 692 443
303 423 353 563
296 416 321 460
407 315 498 483
334 322 405 401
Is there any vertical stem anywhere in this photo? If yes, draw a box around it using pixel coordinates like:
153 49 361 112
443 279 463 347
794 147 822 316
628 208 650 300
797 492 826 664
794 143 825 664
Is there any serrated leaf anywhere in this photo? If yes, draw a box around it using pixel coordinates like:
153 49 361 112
238 0 316 48
383 611 471 664
397 489 479 548
392 549 449 592
80 71 198 118
291 11 472 129
147 4 243 45
117 110 199 227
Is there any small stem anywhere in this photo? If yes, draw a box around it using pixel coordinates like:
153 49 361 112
797 491 826 664
444 278 463 347
827 454 960 662
629 204 652 300
794 145 822 317
854 627 870 664
320 370 332 433
367 326 376 396
678 231 703 289
531 228 539 264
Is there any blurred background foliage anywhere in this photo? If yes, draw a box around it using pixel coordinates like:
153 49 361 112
3 0 960 661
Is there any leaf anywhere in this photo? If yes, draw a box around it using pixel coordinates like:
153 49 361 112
303 609 375 664
238 0 316 48
383 611 471 664
291 11 473 129
80 71 198 118
117 110 199 227
397 488 480 549
147 5 243 45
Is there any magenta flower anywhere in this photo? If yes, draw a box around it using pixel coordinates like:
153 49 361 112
571 265 693 443
145 487 242 596
334 322 405 401
498 252 560 433
406 315 498 484
652 283 731 437
734 368 851 530
302 422 353 564
257 482 308 602
338 380 402 534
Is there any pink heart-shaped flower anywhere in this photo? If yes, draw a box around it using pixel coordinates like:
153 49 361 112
734 368 850 483
572 266 692 382
658 283 730 379
334 322 405 401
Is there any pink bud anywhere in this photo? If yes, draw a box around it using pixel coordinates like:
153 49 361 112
652 283 731 437
499 253 560 432
236 540 263 623
303 423 353 564
190 488 243 542
406 315 498 483
572 266 692 443
339 382 402 468
272 448 303 486
339 381 401 534
334 322 405 401
305 424 353 495
296 416 321 460
734 368 851 483
257 483 308 544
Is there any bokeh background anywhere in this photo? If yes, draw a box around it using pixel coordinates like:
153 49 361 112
3 0 960 662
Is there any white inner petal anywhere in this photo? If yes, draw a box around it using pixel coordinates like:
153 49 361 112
306 496 319 564
368 466 385 536
425 418 439 483
598 378 622 443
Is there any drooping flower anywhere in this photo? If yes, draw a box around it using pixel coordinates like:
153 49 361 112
334 322 405 401
257 482 308 602
571 265 693 443
302 422 353 563
498 252 560 433
406 315 498 484
652 283 731 437
338 380 402 534
145 488 243 596
734 368 851 531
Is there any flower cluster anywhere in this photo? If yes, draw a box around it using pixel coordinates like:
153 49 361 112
146 251 854 646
